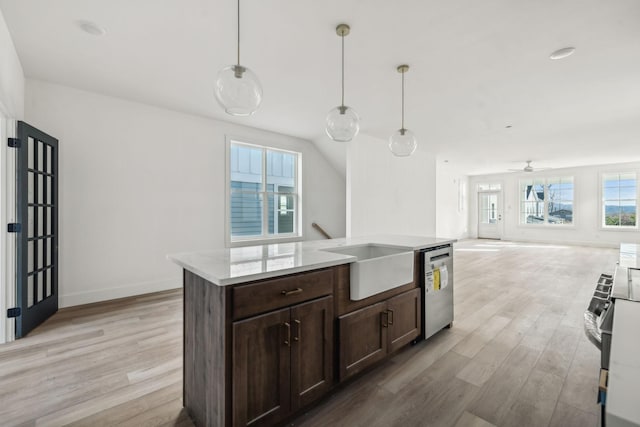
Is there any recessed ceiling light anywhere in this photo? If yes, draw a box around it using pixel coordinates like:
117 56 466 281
505 125 512 129
549 47 575 60
76 20 107 36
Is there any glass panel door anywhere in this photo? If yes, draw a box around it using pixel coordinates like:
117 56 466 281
478 191 502 239
15 121 58 338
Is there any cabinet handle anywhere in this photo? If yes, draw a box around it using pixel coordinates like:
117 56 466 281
381 311 388 328
284 322 291 347
281 288 303 296
294 319 301 342
387 309 394 325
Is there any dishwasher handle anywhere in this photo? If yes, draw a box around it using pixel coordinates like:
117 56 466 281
430 253 451 262
423 244 451 252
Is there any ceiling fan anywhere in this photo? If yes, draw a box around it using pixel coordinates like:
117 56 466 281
508 160 551 173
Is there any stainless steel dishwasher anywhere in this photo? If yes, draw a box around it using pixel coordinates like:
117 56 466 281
422 244 454 340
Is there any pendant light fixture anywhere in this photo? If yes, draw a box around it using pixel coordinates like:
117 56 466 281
325 24 360 142
389 64 417 157
214 0 262 116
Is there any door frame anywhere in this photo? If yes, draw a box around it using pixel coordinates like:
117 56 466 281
0 111 17 344
477 189 504 239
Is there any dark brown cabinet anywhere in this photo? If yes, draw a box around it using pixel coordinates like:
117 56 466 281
232 296 334 427
232 308 291 427
338 288 421 380
387 288 422 353
338 301 388 380
290 297 334 410
182 256 428 427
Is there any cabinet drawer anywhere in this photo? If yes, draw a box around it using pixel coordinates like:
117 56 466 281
233 269 334 319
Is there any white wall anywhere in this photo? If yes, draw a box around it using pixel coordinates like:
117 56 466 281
346 133 436 237
0 111 14 344
0 9 23 343
468 162 640 247
0 8 24 118
435 160 469 239
25 79 346 307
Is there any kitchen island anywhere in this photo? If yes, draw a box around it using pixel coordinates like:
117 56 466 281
169 235 455 427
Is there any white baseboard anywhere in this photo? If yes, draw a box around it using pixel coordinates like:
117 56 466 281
60 277 182 308
500 235 620 248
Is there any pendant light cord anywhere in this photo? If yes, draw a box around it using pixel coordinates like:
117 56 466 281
341 33 345 108
237 0 240 66
401 70 405 130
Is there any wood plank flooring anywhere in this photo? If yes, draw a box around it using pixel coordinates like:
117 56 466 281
0 290 190 427
0 240 617 426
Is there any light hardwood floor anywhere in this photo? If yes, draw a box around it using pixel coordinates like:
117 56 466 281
0 240 618 426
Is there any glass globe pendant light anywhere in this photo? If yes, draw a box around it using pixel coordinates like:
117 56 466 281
389 64 418 157
214 0 262 116
325 24 360 142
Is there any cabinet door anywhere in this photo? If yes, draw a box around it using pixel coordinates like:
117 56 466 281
290 296 334 411
338 301 387 380
387 288 421 353
233 307 291 427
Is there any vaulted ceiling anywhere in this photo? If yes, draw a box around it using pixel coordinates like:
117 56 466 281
1 0 639 175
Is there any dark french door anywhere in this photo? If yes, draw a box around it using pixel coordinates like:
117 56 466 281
14 121 59 338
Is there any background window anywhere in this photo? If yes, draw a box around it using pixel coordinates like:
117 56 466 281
602 172 637 227
478 183 501 191
546 177 573 225
229 142 300 241
266 149 296 235
519 177 574 225
520 179 545 224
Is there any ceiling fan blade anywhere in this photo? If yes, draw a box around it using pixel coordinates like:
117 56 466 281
506 161 553 173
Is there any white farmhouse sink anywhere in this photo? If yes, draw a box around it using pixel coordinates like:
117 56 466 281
321 244 414 300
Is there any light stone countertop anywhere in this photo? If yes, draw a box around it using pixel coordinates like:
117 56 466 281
168 235 455 286
619 243 640 270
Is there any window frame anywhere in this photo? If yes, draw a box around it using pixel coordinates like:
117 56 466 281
599 170 639 231
518 176 575 227
225 137 303 247
477 183 502 192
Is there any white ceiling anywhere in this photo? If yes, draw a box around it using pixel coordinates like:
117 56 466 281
1 0 640 175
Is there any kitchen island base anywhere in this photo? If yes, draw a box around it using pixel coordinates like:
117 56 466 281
182 257 423 427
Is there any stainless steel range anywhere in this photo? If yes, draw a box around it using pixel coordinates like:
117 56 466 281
584 243 640 427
